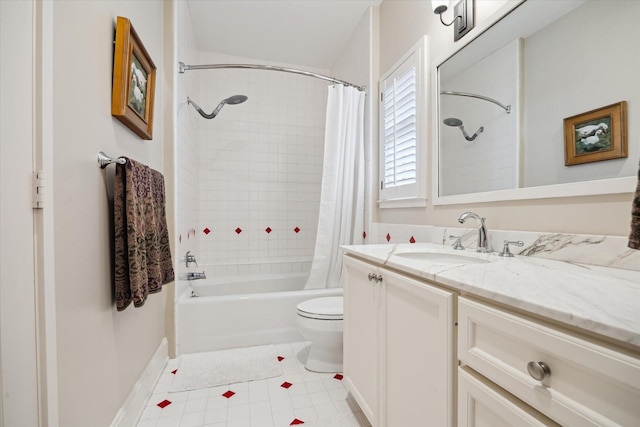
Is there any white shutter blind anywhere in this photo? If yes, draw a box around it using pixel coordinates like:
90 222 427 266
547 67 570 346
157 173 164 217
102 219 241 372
383 66 417 188
378 38 427 208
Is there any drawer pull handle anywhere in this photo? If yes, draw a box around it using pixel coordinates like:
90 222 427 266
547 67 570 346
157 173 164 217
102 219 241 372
527 361 551 381
367 273 383 283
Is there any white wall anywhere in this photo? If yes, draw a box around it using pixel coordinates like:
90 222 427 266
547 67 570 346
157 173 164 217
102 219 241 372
51 1 168 425
523 0 639 187
176 0 201 300
377 0 635 236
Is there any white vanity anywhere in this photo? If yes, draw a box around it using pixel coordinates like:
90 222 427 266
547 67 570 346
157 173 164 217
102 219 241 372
341 243 640 426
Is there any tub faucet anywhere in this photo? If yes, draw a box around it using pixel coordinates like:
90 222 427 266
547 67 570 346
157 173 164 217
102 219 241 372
458 211 488 253
187 271 206 280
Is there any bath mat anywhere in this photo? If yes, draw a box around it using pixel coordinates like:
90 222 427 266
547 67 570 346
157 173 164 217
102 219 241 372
169 345 283 392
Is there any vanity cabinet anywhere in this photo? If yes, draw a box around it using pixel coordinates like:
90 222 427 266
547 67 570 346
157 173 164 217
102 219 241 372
342 255 455 427
458 297 640 426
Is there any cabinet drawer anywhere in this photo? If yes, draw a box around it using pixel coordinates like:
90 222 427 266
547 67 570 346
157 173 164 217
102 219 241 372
458 297 640 426
458 366 559 427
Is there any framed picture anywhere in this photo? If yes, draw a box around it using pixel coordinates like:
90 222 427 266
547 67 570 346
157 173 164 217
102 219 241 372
111 16 156 140
563 101 627 166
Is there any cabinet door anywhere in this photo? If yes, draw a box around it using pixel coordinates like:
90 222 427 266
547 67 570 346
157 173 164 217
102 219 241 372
380 267 455 427
458 367 560 427
343 256 380 426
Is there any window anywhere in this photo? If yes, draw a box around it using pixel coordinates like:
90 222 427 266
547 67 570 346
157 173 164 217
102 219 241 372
379 37 427 208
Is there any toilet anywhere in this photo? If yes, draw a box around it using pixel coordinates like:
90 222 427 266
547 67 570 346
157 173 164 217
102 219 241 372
296 296 344 372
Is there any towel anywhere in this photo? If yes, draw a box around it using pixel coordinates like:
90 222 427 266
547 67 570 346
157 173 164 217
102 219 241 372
629 160 640 250
114 158 175 311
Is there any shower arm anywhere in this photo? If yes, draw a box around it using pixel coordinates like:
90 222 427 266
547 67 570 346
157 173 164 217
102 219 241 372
187 97 224 119
459 124 484 142
440 91 511 113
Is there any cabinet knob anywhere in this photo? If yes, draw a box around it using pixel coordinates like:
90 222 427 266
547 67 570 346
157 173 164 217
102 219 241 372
527 361 551 381
368 273 375 282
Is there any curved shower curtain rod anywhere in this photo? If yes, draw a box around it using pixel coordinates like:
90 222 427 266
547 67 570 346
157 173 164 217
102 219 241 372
178 62 365 92
440 91 511 113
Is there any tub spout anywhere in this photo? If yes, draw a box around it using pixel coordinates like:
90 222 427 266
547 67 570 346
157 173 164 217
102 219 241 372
187 271 206 280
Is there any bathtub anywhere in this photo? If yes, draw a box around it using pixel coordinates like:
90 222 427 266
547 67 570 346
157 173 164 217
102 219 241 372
177 272 342 354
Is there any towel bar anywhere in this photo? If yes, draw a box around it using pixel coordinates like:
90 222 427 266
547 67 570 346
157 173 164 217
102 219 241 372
98 152 126 169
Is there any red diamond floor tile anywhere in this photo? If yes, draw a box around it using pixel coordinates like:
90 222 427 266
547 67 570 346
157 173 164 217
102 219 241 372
157 399 171 408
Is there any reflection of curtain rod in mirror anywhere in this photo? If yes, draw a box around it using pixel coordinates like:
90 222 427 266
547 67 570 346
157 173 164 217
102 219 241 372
441 91 511 113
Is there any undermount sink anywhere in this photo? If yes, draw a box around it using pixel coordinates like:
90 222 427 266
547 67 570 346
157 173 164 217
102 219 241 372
394 251 491 264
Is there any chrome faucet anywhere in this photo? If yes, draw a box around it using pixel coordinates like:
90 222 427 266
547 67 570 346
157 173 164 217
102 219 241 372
187 271 206 280
185 251 197 268
458 211 488 253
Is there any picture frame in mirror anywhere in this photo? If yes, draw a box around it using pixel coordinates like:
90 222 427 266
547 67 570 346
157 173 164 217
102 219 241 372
563 101 627 166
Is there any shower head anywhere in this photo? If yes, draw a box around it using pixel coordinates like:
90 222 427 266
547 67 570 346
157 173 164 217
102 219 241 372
187 94 248 119
442 117 484 142
224 95 248 105
443 117 463 127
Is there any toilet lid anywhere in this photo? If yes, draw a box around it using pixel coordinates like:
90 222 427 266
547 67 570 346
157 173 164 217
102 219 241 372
297 296 343 320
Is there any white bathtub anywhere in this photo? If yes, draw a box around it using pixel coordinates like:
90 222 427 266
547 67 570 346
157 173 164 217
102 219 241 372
177 272 342 354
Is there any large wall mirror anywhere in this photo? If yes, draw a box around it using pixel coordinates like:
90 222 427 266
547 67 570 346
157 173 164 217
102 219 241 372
434 0 639 205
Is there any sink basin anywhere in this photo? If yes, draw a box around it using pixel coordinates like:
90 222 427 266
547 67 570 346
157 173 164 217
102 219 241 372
394 251 490 264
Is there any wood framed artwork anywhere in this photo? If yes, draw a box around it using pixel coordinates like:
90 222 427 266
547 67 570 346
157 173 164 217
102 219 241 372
563 101 627 166
111 16 156 140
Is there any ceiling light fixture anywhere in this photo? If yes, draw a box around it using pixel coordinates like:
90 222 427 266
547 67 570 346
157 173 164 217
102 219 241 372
432 0 475 42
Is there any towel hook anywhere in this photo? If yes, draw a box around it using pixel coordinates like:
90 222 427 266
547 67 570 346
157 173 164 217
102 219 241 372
98 152 126 169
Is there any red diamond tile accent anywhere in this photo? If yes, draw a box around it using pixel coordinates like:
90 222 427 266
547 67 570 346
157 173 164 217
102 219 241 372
171 369 177 374
222 390 235 399
265 227 272 234
235 227 242 235
290 419 304 425
363 231 367 239
409 236 416 244
277 356 285 361
203 227 210 235
386 233 391 242
157 399 171 408
334 373 344 380
281 381 292 389
294 227 300 234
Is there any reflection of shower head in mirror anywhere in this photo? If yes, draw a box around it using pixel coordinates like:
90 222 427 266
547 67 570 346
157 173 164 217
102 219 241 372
443 117 483 141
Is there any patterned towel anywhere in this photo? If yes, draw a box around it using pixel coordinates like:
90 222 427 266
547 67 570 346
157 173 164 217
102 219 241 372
629 160 640 250
114 158 175 311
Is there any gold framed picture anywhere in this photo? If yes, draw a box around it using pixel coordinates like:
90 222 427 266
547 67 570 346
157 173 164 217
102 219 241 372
563 101 627 166
111 16 156 140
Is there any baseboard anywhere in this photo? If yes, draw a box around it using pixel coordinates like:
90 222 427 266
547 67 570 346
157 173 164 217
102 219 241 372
110 337 168 427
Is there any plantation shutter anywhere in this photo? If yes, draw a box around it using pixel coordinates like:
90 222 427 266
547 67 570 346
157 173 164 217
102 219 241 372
383 66 417 189
378 39 427 208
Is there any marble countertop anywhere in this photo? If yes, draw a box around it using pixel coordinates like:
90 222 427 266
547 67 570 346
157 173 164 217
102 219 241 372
341 243 640 350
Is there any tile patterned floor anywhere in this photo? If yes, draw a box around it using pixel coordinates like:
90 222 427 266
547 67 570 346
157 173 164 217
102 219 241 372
136 342 371 427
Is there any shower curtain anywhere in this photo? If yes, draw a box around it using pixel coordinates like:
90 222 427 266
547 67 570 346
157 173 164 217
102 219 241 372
305 85 366 290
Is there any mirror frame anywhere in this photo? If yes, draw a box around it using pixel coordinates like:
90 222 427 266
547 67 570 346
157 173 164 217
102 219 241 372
431 0 637 206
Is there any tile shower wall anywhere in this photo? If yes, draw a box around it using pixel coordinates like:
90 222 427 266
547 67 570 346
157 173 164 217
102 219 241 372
193 52 329 277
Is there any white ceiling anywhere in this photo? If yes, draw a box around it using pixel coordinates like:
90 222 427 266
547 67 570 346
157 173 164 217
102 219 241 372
186 0 382 70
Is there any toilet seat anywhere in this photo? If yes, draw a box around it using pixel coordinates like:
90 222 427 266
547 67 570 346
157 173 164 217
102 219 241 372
297 296 343 320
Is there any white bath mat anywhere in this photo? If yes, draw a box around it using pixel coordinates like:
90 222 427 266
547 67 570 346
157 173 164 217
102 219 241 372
169 345 283 392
